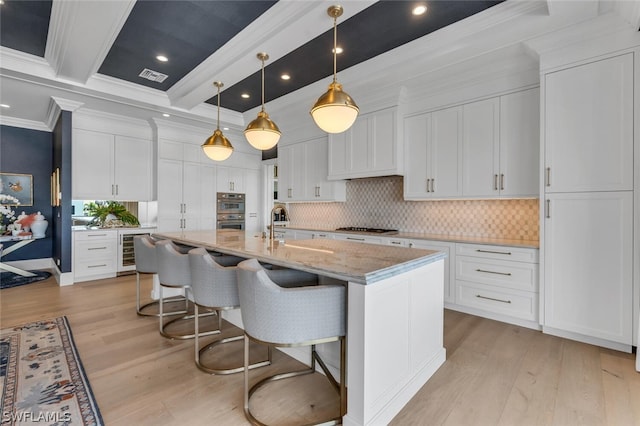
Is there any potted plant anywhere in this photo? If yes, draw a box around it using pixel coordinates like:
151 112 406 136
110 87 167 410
84 201 139 227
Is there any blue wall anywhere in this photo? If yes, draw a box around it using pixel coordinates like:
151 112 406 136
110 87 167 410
52 112 73 273
0 124 53 261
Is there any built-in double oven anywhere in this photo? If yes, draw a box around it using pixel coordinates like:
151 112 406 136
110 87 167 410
216 192 245 230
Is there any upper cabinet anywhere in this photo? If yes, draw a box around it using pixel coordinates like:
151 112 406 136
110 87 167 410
404 106 462 199
328 107 402 180
216 166 245 193
462 88 539 198
279 136 346 202
544 53 633 193
73 129 152 201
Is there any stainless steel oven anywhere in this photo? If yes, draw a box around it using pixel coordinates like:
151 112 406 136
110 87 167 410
217 193 245 229
217 192 245 214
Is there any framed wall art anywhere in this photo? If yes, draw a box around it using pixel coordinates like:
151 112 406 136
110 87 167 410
0 172 33 206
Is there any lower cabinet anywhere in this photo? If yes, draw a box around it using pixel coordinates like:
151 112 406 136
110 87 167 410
453 243 539 329
408 240 455 305
73 230 118 282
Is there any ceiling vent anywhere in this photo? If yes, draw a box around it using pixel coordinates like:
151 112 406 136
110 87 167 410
138 68 168 83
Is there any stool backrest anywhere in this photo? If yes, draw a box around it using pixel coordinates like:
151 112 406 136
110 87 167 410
134 235 158 274
237 258 346 345
188 247 241 309
155 239 191 287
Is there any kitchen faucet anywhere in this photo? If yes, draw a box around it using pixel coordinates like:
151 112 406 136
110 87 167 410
269 204 289 241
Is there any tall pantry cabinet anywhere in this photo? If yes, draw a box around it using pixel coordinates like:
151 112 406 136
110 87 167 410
542 52 635 351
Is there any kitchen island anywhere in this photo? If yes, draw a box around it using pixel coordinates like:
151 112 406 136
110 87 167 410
154 230 447 426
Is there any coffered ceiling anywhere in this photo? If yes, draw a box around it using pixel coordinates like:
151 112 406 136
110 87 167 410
1 0 638 131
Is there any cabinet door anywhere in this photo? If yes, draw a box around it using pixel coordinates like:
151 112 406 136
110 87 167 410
182 162 201 230
73 129 114 199
306 138 331 200
544 191 633 345
403 114 430 199
114 136 152 201
462 98 499 197
199 165 217 231
157 159 184 232
409 240 454 304
430 106 462 197
278 144 294 201
243 168 261 234
216 166 244 193
328 132 348 179
370 108 398 173
499 88 539 197
349 118 370 174
544 53 633 192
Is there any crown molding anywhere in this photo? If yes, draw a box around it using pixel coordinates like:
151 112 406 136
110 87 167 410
0 115 50 132
46 97 84 130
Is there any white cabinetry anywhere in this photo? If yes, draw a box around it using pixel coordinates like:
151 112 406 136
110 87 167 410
544 54 633 193
454 243 539 328
328 107 402 180
73 229 118 282
73 129 152 200
462 89 539 198
543 192 633 349
332 233 383 245
216 166 245 193
404 106 462 199
243 168 261 234
542 52 635 352
279 137 345 202
408 239 455 305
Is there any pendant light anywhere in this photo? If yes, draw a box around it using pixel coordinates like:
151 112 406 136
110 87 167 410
310 5 359 134
244 52 281 150
202 81 234 161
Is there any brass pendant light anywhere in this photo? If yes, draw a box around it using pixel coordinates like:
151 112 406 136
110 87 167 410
202 81 233 161
244 52 281 150
310 5 359 134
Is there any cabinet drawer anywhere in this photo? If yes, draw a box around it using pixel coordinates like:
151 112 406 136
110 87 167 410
456 243 538 263
456 281 538 322
74 258 117 278
456 256 538 292
74 230 117 242
75 240 117 258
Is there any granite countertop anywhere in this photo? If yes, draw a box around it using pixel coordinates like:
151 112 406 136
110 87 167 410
72 225 157 231
280 226 539 249
154 230 446 285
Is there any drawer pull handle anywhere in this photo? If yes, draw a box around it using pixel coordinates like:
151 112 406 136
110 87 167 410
88 234 108 237
476 249 511 256
346 237 365 241
476 268 512 276
88 264 107 268
88 247 107 250
391 241 402 245
476 294 511 304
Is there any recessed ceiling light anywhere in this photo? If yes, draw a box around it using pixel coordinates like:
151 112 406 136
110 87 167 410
156 55 169 62
0 104 10 109
223 127 229 131
162 113 170 117
281 74 291 81
412 4 428 16
241 93 250 99
0 1 5 5
332 47 343 54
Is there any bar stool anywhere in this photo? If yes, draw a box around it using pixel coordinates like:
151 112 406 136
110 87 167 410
236 258 346 426
155 240 217 340
134 235 169 317
188 247 273 374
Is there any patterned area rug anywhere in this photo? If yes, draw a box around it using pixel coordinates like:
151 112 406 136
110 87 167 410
0 317 103 425
0 271 52 290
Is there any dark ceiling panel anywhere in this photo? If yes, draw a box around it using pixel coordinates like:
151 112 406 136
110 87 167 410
98 0 277 91
213 0 505 112
0 0 52 57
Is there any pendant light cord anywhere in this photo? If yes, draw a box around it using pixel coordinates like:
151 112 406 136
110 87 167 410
216 84 221 130
261 57 266 112
332 14 338 84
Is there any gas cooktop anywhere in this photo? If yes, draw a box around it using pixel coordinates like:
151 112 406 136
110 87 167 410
335 227 399 235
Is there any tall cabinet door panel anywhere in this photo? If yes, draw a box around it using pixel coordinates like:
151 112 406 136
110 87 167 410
431 106 462 197
182 163 201 231
544 191 633 345
499 88 539 197
157 159 184 232
114 136 151 201
462 98 499 197
73 129 114 199
403 114 430 198
544 53 633 192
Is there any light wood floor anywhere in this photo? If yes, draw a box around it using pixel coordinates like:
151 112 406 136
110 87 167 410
1 273 639 425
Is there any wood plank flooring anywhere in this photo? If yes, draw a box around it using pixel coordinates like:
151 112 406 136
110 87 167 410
1 273 638 425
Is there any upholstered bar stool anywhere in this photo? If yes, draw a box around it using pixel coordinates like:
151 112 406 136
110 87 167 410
155 239 218 340
237 258 346 426
188 247 273 374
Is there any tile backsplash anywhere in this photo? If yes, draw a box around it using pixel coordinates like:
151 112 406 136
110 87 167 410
288 176 539 242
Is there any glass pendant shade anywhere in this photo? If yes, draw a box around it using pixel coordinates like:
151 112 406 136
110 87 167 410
245 52 281 150
245 111 281 150
311 82 359 133
202 81 233 161
310 5 359 134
